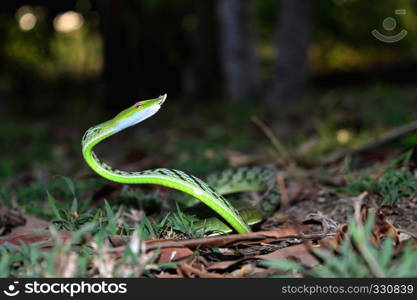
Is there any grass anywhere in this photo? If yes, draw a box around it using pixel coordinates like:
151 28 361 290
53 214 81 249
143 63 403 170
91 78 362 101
342 150 417 204
0 223 165 277
3 196 415 277
43 176 209 239
262 214 417 277
0 192 203 277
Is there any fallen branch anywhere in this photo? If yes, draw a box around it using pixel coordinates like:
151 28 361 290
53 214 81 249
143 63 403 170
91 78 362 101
142 228 330 252
321 119 417 165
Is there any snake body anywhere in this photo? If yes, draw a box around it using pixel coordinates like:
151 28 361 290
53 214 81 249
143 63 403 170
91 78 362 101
82 95 280 234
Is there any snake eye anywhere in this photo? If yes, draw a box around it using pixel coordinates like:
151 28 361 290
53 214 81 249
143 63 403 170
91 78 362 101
134 102 142 108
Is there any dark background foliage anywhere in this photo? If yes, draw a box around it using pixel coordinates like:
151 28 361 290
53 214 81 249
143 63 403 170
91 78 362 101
1 0 417 179
1 0 417 114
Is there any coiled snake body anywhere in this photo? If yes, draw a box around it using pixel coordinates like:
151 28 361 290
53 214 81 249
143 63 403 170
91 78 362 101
82 95 280 234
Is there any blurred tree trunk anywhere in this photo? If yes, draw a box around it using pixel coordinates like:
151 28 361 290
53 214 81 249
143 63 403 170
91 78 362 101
267 0 312 105
183 0 221 99
97 0 142 110
216 0 259 101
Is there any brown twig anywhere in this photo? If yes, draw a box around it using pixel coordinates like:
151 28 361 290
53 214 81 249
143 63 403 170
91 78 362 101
251 116 299 171
352 192 386 278
143 229 331 252
276 172 290 207
105 228 332 255
321 119 417 165
252 116 289 159
177 263 229 278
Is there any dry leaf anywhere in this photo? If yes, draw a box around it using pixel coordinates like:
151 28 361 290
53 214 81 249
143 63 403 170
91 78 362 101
156 247 194 264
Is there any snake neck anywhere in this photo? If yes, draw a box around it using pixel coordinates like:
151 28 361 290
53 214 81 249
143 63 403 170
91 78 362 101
82 122 117 180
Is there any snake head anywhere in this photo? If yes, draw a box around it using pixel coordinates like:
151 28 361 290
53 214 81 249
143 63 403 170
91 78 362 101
112 94 167 133
134 94 167 108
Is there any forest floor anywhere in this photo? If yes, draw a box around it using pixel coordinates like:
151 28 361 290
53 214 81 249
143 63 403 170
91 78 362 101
1 84 417 277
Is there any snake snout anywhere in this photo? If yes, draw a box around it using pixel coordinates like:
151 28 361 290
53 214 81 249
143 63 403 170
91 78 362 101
158 94 167 105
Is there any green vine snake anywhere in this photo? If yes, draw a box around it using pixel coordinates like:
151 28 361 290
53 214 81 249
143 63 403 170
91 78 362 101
82 94 280 234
